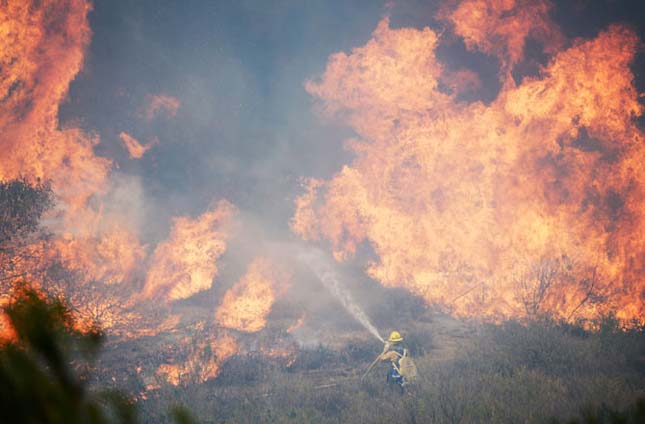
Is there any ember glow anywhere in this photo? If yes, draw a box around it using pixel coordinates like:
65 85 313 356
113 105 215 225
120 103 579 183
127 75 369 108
0 301 14 343
156 328 238 386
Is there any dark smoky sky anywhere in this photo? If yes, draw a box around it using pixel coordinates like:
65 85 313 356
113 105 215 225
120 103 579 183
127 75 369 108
59 0 644 245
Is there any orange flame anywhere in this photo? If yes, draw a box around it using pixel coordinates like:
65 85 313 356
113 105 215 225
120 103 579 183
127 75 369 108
119 132 158 159
293 9 644 323
53 227 146 285
215 257 292 332
141 201 236 302
287 314 306 334
0 0 145 291
0 0 106 206
441 0 564 72
144 93 181 121
157 330 238 386
0 301 15 344
0 0 234 344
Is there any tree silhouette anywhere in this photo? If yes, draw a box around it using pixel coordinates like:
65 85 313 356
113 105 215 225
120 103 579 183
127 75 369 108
0 283 196 424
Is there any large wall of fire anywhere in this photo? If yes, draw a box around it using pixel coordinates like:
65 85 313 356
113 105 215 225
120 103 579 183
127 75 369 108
0 0 643 381
293 3 644 323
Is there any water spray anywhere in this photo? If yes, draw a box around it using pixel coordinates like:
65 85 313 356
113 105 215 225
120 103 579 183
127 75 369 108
299 249 384 343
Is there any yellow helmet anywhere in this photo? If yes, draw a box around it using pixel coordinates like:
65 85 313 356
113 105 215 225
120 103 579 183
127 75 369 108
388 331 403 343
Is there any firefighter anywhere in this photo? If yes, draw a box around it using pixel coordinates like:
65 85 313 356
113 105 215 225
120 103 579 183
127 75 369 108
361 330 417 388
380 330 406 389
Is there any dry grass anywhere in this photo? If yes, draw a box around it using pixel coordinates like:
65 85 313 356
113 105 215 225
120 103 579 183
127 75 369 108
109 313 645 423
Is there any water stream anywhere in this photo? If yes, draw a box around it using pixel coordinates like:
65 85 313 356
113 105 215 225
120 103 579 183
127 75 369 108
300 249 384 343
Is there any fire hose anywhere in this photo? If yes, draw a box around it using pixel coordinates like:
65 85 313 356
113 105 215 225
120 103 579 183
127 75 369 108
361 342 389 380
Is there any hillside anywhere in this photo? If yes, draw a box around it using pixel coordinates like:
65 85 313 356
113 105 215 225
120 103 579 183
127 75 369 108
94 309 644 423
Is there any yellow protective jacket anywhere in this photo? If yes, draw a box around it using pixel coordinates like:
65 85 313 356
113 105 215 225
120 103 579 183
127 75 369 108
380 343 418 383
380 343 405 370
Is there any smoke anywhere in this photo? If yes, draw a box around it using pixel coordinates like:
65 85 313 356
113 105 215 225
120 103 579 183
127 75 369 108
2 0 643 379
299 248 384 343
